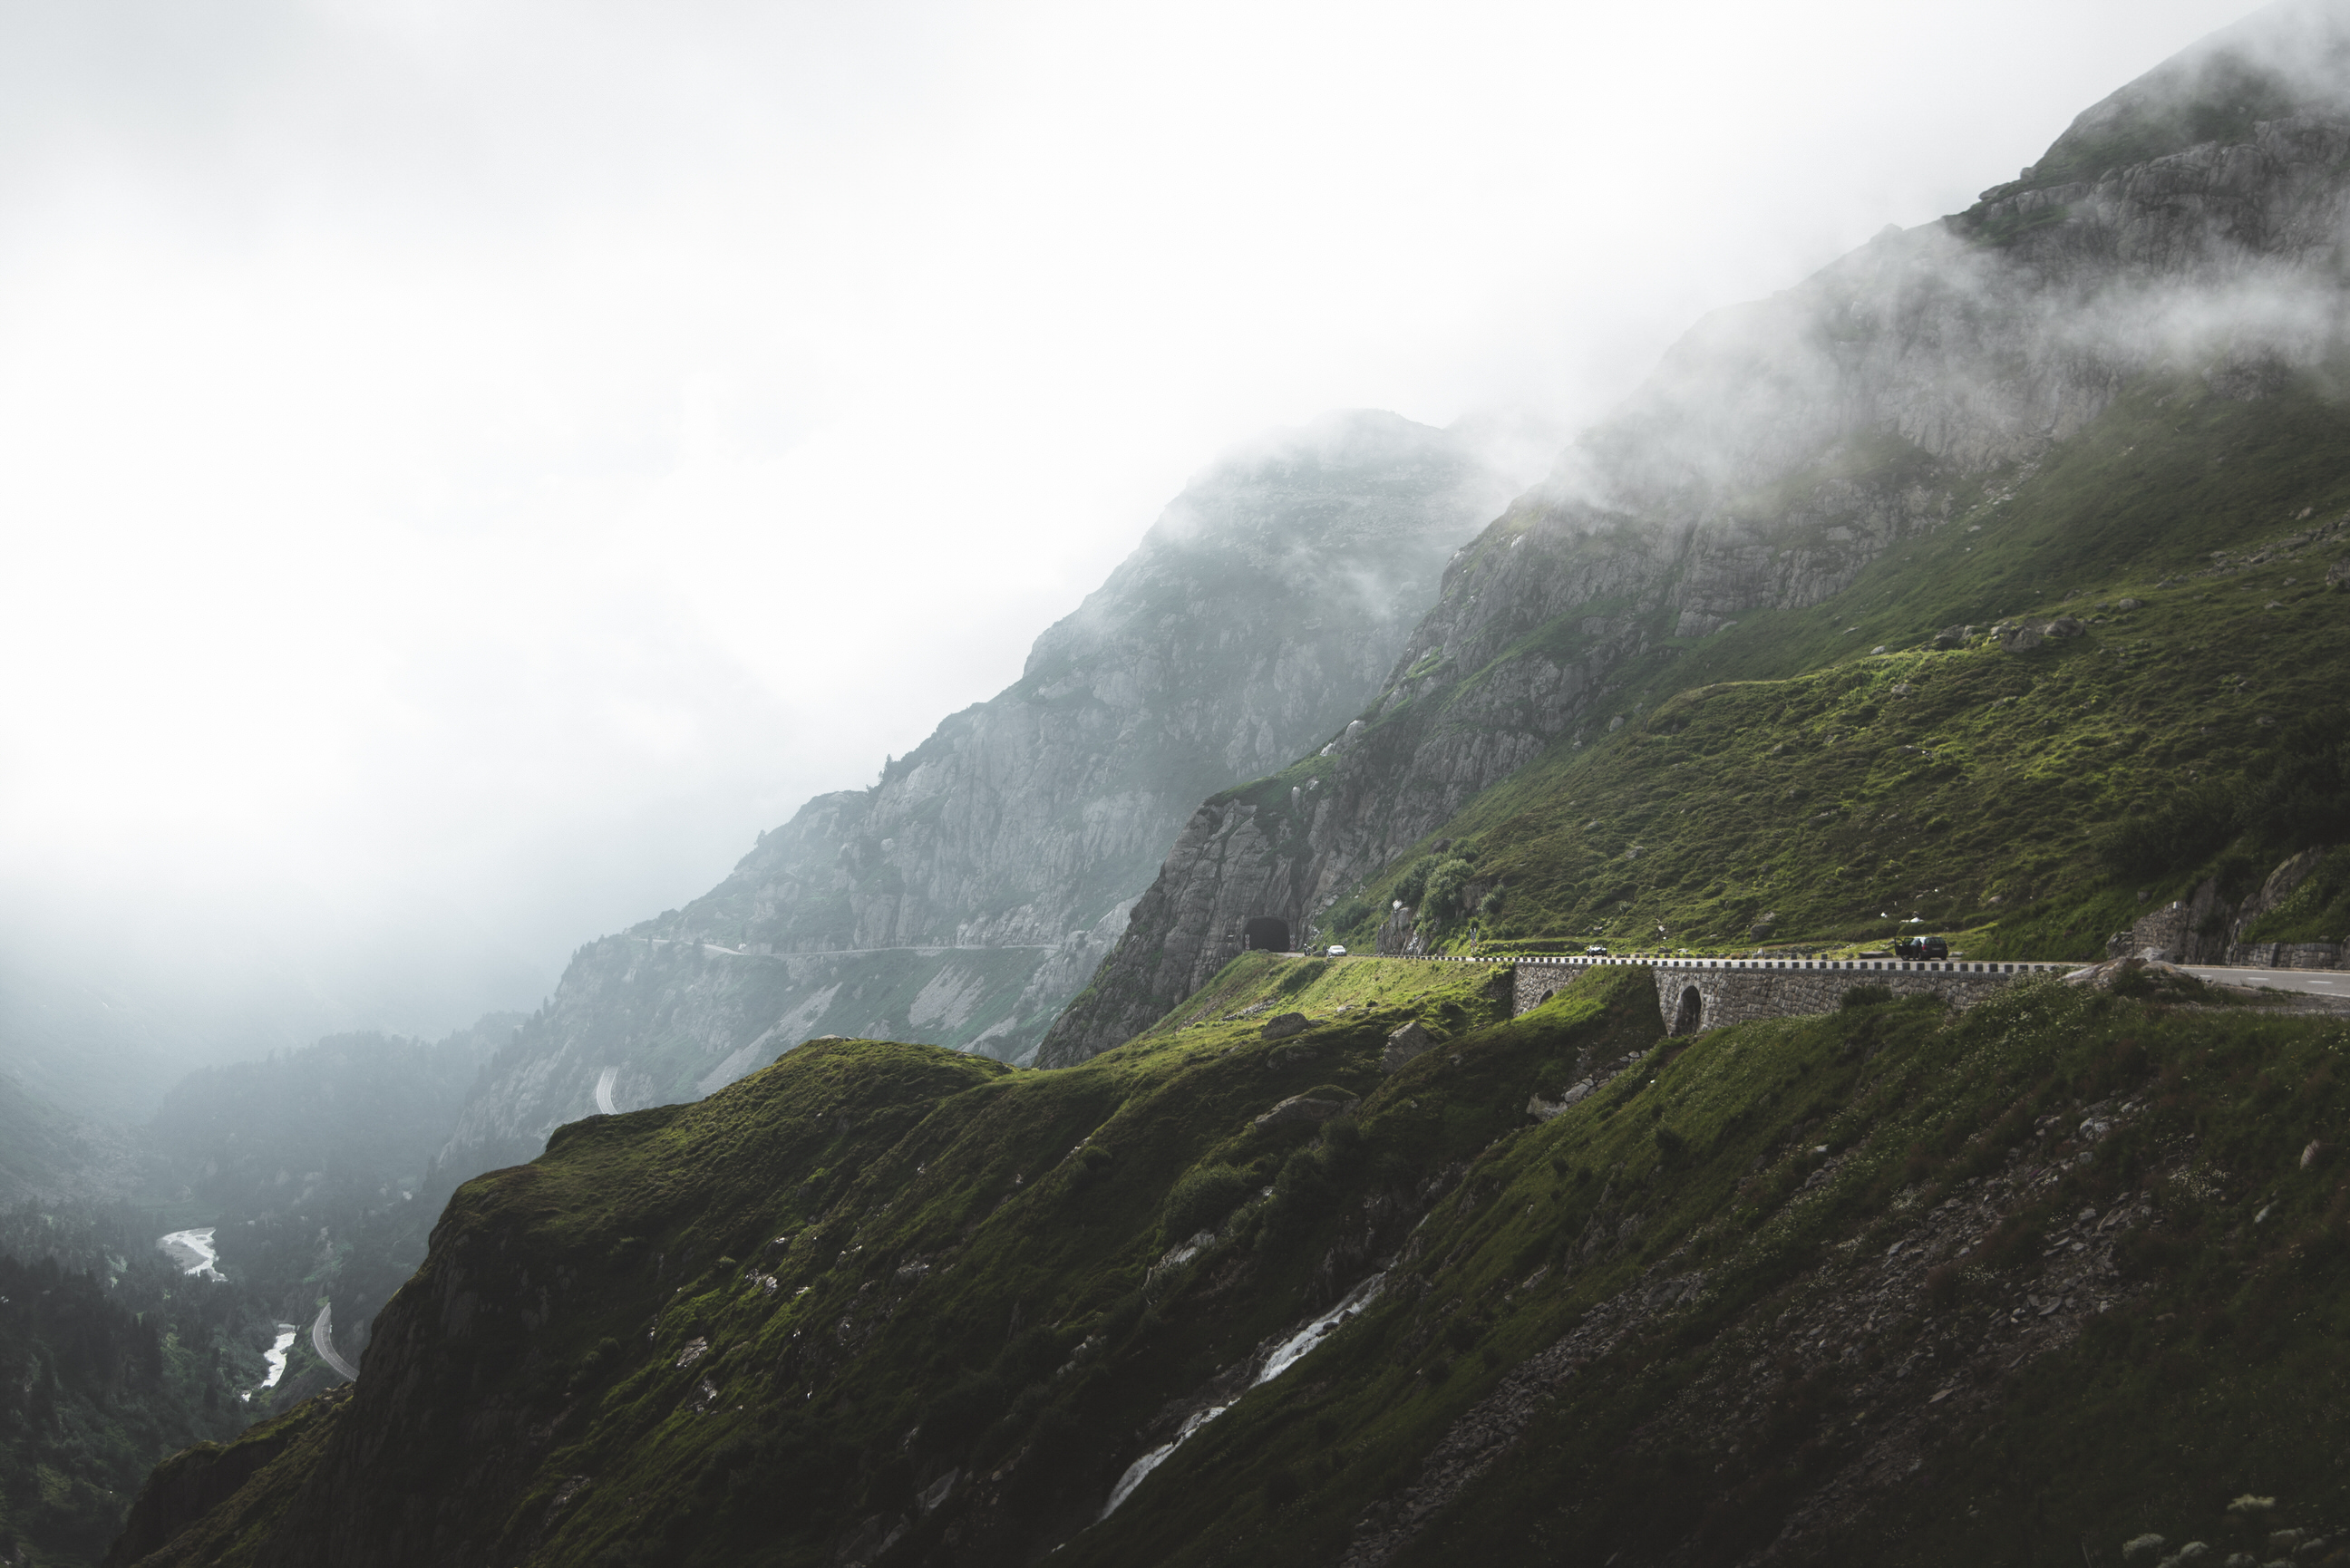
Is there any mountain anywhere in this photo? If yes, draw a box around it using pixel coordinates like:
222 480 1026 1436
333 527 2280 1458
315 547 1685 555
0 1204 278 1567
141 1016 517 1362
0 1070 140 1206
0 1013 516 1568
1036 0 2350 1064
437 411 1511 1172
96 957 2350 1567
100 8 2350 1566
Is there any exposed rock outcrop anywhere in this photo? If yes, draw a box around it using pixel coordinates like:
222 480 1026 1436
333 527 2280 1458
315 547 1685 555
442 412 1510 1166
1040 53 2350 1064
2108 846 2342 967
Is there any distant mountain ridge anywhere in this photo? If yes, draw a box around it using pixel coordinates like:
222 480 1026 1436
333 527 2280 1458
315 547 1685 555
1038 0 2350 1062
97 10 2350 1567
438 411 1510 1169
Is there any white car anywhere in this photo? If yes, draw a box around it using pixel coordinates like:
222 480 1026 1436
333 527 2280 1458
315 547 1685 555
1326 944 1347 957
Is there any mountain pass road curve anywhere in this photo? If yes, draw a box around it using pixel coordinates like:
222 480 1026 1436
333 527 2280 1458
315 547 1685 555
312 1302 359 1380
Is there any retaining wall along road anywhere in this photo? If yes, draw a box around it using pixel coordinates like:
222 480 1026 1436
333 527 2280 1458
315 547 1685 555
1400 953 2080 1034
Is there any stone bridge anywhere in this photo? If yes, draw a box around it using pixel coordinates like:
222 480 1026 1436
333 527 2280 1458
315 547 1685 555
1406 953 2083 1034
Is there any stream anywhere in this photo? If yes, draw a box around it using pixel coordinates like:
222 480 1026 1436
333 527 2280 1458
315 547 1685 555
243 1325 298 1403
1098 1270 1389 1520
158 1227 222 1281
159 1229 298 1401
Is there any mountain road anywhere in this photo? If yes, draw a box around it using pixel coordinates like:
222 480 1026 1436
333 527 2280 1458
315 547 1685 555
2180 964 2350 1005
312 1302 359 1380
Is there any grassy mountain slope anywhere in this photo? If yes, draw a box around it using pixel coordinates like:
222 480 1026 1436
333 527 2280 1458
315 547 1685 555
107 955 2350 1567
1315 365 2350 958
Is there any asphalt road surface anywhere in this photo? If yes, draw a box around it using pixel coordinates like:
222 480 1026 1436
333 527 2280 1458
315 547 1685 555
312 1302 359 1380
2180 964 2350 1003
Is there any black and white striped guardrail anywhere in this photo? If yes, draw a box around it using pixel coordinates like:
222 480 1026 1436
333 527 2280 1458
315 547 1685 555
1397 953 2079 976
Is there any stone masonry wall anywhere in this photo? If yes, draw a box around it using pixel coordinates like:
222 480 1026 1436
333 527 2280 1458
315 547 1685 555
1482 955 2081 1034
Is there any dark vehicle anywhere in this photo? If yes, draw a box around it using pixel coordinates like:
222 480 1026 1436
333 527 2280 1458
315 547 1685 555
1894 935 1949 961
1586 943 1611 956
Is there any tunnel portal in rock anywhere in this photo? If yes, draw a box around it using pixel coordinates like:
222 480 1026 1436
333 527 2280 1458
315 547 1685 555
1673 985 1704 1035
1243 916 1291 953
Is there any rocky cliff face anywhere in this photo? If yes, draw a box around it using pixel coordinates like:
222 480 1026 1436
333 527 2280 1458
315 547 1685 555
440 411 1510 1168
1035 7 2350 1064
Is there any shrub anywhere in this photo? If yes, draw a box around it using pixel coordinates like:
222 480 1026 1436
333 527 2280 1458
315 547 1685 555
1840 983 1896 1010
2095 782 2235 878
1265 1146 1338 1241
1393 857 1438 906
1069 1144 1116 1192
1161 1164 1251 1244
1422 858 1477 920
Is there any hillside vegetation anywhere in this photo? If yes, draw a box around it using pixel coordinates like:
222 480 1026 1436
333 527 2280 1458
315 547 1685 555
1321 368 2350 960
0 1205 277 1567
92 18 2350 1566
105 955 2350 1567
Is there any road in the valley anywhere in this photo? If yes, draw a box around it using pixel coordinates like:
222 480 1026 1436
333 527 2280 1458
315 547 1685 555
595 1066 619 1115
312 1302 359 1380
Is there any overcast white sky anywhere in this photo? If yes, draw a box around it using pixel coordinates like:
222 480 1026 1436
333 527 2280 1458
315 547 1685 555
0 0 2261 1050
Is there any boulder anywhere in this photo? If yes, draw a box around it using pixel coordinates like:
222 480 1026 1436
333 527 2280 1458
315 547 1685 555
1996 615 2083 653
1260 1012 1310 1040
1252 1093 1360 1128
1383 1021 1435 1072
2329 557 2350 592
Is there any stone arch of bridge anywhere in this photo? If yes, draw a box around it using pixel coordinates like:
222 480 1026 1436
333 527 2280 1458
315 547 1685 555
1673 984 1704 1035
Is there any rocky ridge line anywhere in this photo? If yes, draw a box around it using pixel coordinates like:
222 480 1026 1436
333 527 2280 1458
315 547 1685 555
1037 92 2350 1067
441 411 1511 1166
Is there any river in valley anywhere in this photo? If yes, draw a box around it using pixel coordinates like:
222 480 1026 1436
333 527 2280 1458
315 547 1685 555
158 1227 221 1281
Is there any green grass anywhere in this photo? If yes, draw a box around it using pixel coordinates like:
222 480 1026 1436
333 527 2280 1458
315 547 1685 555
121 952 2350 1567
102 318 2350 1568
2242 847 2350 947
1317 368 2350 962
1076 979 2350 1568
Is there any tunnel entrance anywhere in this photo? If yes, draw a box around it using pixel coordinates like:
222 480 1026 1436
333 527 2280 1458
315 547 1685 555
1243 916 1291 953
1673 985 1704 1035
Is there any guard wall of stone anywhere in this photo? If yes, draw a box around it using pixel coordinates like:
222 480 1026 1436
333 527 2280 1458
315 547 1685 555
1490 955 2077 1033
2227 941 2345 969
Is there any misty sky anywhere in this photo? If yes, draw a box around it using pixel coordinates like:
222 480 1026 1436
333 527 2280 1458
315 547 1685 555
0 0 2261 1047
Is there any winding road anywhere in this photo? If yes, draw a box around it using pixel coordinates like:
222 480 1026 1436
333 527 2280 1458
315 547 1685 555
595 1066 619 1115
312 1302 359 1380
